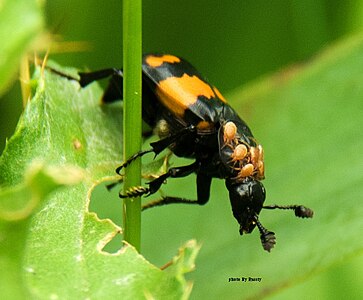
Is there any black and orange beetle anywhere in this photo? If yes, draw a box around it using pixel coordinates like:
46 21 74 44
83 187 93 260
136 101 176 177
55 54 313 251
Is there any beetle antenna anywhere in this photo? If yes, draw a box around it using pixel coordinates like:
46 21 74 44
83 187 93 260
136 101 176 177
255 217 276 252
263 204 313 218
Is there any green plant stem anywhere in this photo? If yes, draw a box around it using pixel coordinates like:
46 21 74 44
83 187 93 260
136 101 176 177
122 0 142 251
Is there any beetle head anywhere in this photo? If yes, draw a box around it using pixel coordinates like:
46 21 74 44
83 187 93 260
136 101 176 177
226 178 265 233
226 178 276 251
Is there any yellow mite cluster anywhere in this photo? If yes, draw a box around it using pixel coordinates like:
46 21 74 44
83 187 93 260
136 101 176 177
223 121 265 181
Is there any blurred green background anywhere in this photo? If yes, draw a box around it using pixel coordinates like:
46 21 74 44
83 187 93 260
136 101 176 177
1 0 363 299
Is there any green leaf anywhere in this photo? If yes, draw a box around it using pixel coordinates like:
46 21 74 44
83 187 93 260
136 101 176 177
140 34 363 299
0 0 44 96
0 162 83 300
0 66 199 299
0 162 83 221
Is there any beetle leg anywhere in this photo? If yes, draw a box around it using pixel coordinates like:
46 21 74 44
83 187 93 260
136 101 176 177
150 125 196 154
196 174 212 205
142 196 200 210
149 161 198 193
115 149 154 174
116 125 196 174
47 66 124 103
105 180 122 191
78 69 124 103
77 68 122 86
119 161 198 198
141 173 211 210
263 204 314 218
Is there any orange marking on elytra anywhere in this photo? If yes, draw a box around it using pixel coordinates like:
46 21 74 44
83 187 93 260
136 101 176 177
156 74 216 117
197 120 214 131
213 86 227 103
145 55 181 67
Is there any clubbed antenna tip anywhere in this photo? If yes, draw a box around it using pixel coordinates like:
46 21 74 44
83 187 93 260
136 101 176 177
294 205 314 218
263 204 314 219
255 218 276 252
